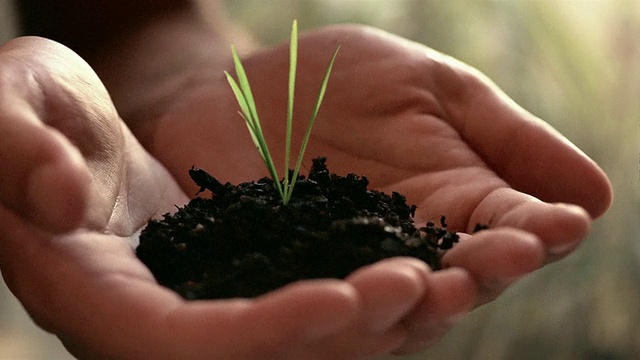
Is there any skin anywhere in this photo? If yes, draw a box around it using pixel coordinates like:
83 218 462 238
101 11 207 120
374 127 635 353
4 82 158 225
0 3 612 359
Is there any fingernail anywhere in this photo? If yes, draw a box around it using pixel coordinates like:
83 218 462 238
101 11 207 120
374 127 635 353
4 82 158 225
547 241 580 256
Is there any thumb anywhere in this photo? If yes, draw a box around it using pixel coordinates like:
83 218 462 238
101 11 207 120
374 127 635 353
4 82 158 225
0 37 121 232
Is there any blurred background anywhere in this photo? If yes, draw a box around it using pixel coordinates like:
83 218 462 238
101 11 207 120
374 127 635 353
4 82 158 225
1 0 638 359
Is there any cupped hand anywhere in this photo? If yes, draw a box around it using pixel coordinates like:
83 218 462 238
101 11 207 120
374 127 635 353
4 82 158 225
140 25 613 354
0 37 469 359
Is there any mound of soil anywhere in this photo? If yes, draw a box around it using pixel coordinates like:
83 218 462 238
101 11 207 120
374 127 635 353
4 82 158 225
136 158 461 300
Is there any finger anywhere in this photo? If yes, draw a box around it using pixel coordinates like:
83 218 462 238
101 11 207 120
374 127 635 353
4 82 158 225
436 61 612 218
0 37 122 232
404 267 476 324
346 257 429 334
68 273 359 360
109 284 359 360
135 280 360 360
306 257 429 358
441 228 545 305
393 267 476 355
0 65 91 233
297 258 433 360
470 188 591 259
233 280 360 355
278 258 433 360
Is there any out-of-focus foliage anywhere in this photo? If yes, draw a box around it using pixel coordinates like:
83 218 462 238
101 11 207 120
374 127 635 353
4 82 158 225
224 1 639 359
0 0 18 42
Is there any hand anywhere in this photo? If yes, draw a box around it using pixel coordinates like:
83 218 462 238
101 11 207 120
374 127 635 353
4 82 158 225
0 36 483 360
137 25 613 354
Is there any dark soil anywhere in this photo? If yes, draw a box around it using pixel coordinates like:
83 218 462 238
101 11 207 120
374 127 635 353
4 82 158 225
136 158 462 300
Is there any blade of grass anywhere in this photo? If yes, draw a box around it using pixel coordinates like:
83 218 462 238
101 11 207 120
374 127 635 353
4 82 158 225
224 72 258 136
284 45 341 204
230 46 261 130
283 20 299 201
225 50 284 198
224 20 340 205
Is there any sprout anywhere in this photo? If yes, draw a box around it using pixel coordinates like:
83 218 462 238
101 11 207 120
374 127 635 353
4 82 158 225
225 20 340 205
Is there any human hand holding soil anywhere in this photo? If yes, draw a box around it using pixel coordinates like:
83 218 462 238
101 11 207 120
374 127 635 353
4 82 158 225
0 36 481 360
126 25 613 353
2 4 613 358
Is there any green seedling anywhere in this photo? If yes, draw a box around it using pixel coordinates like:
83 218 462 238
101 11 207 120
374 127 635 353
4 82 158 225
225 20 340 205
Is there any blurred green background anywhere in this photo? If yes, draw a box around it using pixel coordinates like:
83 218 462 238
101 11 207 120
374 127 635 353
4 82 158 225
1 0 638 359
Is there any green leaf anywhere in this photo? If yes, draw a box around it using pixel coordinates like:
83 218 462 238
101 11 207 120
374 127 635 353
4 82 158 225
230 46 261 130
283 20 299 201
225 20 339 205
226 49 284 198
284 45 341 204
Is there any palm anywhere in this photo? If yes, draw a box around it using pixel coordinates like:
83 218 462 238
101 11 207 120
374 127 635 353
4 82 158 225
1 25 613 358
151 25 610 246
0 36 480 359
0 36 197 357
119 25 612 355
